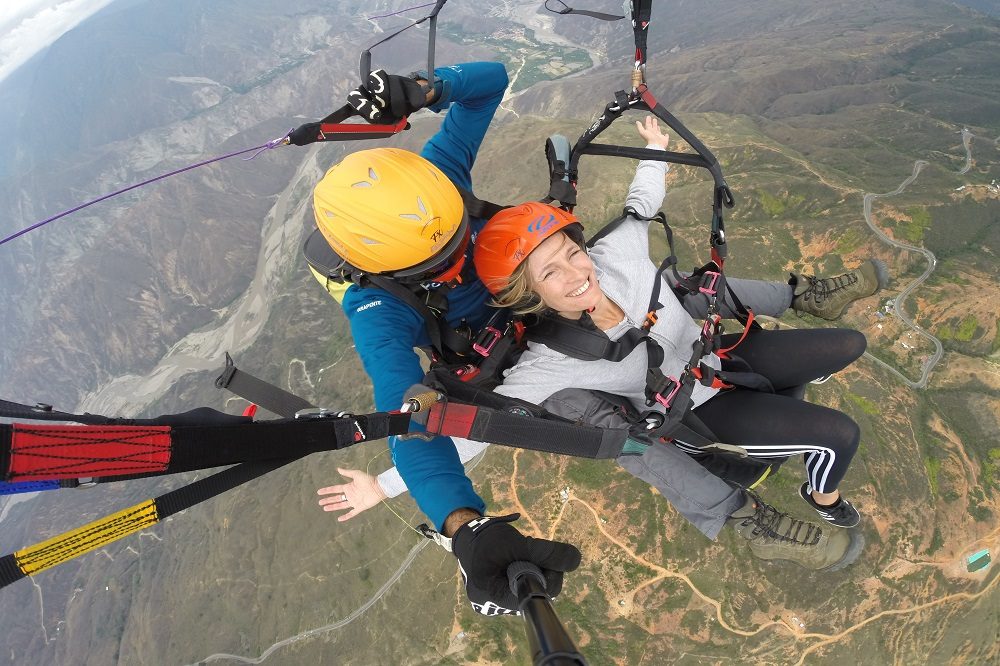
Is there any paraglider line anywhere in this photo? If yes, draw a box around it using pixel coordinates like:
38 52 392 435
0 132 291 248
368 2 437 21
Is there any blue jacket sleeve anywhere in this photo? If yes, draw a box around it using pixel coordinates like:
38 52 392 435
342 289 486 530
420 62 508 190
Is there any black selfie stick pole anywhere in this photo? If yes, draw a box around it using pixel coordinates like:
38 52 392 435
508 562 588 666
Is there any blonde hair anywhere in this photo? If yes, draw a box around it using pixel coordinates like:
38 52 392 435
490 260 547 315
488 229 587 316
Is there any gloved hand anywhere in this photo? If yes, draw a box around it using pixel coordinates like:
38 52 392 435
287 122 323 146
347 69 427 124
452 513 581 617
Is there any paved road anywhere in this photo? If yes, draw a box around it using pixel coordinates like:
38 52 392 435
861 160 943 389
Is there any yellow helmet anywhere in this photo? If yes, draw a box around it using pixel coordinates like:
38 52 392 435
313 148 469 283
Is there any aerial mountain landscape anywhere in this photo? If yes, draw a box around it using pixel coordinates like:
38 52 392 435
0 1 997 664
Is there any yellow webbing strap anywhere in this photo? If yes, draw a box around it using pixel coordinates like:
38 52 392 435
747 464 772 491
14 500 159 576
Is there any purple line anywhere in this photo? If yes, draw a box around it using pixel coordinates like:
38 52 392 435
368 2 436 20
0 133 289 247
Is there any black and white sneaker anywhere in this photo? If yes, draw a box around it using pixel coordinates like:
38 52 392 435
799 483 861 528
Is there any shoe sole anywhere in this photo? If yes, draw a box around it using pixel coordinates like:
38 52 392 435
869 258 890 292
823 527 865 572
754 529 866 572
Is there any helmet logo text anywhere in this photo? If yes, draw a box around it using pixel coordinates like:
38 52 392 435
526 214 559 235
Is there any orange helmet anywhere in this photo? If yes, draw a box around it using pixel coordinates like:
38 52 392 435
473 202 581 294
313 148 469 283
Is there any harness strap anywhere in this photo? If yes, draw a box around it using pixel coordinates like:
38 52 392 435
215 352 314 417
423 369 630 459
1 412 410 483
0 455 299 590
364 274 473 363
525 313 648 362
456 185 508 222
631 0 653 69
0 398 118 426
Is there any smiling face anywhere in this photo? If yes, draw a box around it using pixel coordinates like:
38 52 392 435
525 231 601 318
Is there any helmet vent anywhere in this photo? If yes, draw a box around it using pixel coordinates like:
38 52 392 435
351 181 373 188
360 237 380 245
417 197 427 214
369 167 378 181
399 214 421 221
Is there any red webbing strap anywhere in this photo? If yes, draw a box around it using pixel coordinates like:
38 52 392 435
717 310 757 358
319 116 406 136
690 366 732 391
9 425 171 481
425 402 478 438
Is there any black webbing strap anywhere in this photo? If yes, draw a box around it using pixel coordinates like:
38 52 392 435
365 274 474 363
214 353 314 418
525 314 649 362
164 413 411 474
0 455 306 590
0 554 22 588
544 0 625 21
456 185 508 222
631 0 653 68
424 367 630 460
0 398 117 425
429 400 627 459
155 457 293 520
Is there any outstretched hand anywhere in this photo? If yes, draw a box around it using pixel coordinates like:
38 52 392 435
317 467 387 522
635 115 670 150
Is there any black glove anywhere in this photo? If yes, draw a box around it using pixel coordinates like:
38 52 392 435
347 69 427 124
287 122 323 146
452 514 582 617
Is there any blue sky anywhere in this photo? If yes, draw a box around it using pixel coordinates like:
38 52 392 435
0 0 117 83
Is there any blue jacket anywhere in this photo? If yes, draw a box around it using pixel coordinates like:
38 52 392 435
340 62 508 529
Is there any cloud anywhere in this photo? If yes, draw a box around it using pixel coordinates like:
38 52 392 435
0 0 117 84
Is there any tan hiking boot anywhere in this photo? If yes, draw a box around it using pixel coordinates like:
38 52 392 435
791 259 889 320
728 493 863 571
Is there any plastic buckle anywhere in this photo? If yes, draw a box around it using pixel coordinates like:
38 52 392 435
653 376 682 410
472 326 503 357
76 478 97 488
699 271 721 296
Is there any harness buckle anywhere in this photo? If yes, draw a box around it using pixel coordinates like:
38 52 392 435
472 326 503 357
294 407 332 419
294 408 363 441
699 271 721 296
652 376 682 410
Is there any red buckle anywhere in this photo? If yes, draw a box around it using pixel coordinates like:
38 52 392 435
653 376 681 410
454 365 482 382
699 271 721 296
473 326 503 357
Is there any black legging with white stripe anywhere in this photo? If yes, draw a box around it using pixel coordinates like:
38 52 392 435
687 327 866 494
